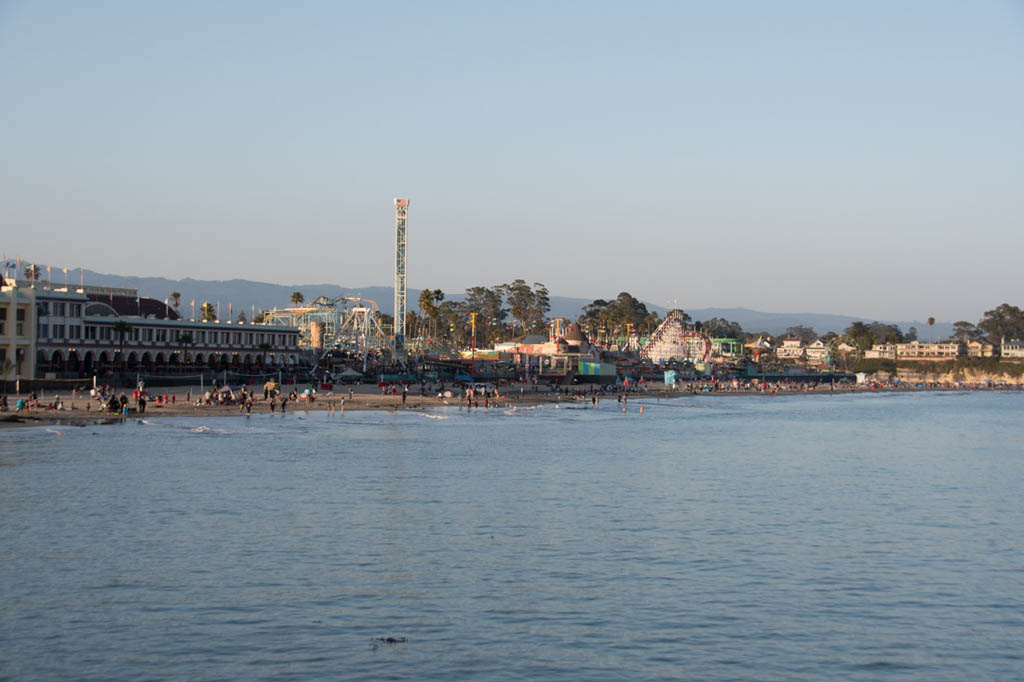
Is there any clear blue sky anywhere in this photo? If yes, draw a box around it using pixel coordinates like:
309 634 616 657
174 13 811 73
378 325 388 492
2 1 1022 321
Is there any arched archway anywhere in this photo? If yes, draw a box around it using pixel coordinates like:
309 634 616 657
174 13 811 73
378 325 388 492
194 353 204 367
83 351 94 372
67 351 81 372
141 352 153 371
37 350 49 374
127 352 138 370
51 350 65 372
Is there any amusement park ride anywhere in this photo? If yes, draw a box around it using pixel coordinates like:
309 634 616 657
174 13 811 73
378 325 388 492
639 310 712 365
261 296 391 370
261 198 411 374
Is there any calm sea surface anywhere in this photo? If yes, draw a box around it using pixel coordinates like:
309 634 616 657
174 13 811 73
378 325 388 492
1 391 1022 681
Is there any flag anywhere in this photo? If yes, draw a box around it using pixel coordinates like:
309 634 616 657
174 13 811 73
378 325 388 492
46 265 51 276
190 299 195 306
62 267 68 274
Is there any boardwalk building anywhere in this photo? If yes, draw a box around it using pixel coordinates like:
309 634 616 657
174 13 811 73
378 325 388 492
8 280 302 378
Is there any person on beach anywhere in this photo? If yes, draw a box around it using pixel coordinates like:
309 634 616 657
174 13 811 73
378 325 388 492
280 395 287 414
269 399 276 414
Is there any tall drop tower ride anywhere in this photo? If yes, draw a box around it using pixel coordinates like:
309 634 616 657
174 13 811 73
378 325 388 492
393 198 409 355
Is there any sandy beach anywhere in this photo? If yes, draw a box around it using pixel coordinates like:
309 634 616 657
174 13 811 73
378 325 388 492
4 380 1011 428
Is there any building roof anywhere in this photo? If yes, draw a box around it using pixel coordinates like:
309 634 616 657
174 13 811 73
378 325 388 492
86 293 180 320
564 323 587 344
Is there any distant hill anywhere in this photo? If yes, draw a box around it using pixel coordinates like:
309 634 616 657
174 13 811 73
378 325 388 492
33 266 952 338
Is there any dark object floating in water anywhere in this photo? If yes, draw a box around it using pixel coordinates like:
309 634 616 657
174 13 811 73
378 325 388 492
374 637 407 644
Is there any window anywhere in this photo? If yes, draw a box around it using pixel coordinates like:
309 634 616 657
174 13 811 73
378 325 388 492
69 303 82 317
68 325 81 339
100 327 112 340
53 324 65 339
38 302 49 316
38 323 49 338
143 328 153 341
246 333 253 345
233 332 241 344
85 326 97 340
221 332 229 344
198 331 206 343
16 322 24 336
16 308 25 322
0 308 5 321
53 302 66 316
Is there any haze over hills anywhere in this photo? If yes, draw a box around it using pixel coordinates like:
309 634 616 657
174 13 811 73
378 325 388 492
25 266 953 338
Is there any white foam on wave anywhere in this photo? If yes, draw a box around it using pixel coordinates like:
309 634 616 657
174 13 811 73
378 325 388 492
45 428 64 436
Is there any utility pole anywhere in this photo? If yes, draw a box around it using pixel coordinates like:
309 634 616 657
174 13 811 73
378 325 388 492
470 312 478 374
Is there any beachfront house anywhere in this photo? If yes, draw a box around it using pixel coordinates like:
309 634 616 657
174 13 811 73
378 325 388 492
966 339 999 358
1001 339 1024 360
894 340 965 360
775 338 805 360
804 339 830 365
864 343 897 360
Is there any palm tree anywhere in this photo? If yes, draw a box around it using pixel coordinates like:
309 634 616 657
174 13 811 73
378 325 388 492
170 291 181 310
175 332 195 370
928 316 936 343
1 357 14 381
112 320 132 367
200 302 217 322
418 289 444 338
290 292 304 306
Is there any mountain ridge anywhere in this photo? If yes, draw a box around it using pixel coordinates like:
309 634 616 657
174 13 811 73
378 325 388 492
19 265 954 338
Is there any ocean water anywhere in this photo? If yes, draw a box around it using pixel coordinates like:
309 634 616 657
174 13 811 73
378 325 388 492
1 391 1022 681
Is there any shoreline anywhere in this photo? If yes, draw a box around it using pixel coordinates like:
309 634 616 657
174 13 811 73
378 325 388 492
3 382 1020 428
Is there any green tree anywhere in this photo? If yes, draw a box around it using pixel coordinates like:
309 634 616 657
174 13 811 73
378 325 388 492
978 304 1024 342
23 264 41 281
463 286 507 346
200 302 217 322
844 321 873 350
927 316 936 343
499 280 549 335
170 291 181 310
290 292 304 305
952 320 981 342
236 311 247 324
782 325 816 343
